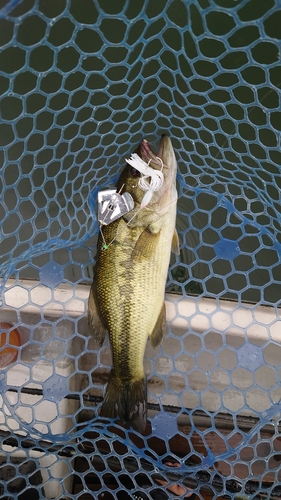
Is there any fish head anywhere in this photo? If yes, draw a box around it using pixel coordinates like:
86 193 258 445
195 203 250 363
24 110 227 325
117 134 177 216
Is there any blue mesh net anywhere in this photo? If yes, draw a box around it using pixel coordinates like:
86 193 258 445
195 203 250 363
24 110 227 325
1 0 281 498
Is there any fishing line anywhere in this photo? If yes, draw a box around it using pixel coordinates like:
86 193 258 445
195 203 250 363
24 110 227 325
186 83 281 215
99 194 178 252
99 198 177 252
99 205 143 250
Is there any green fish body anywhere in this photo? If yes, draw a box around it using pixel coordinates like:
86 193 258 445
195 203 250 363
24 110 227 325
88 135 179 432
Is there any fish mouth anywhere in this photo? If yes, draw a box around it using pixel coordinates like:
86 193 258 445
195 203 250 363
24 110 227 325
138 134 175 172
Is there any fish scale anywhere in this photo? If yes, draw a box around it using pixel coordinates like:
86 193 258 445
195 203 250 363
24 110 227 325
96 221 166 378
88 135 178 432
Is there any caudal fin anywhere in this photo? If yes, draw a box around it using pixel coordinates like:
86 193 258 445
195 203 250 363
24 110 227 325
99 372 147 433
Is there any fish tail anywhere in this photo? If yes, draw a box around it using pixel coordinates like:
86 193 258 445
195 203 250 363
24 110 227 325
99 371 147 433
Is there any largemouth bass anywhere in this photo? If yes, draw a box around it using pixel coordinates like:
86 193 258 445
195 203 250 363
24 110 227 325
88 134 179 433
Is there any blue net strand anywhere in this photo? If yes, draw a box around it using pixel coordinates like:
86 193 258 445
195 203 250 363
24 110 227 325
1 0 281 498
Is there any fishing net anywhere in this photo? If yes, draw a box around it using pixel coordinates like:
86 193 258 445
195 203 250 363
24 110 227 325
1 0 281 498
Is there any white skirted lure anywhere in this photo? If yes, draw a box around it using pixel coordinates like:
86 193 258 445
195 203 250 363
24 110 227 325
125 153 164 208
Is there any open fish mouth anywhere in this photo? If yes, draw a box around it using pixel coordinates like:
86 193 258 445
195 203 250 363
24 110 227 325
139 134 172 171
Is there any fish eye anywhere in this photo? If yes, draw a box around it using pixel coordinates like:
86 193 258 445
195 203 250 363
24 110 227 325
130 167 141 178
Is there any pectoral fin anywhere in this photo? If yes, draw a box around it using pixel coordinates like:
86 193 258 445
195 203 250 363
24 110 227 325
172 228 180 255
149 301 167 348
131 228 160 262
88 285 107 347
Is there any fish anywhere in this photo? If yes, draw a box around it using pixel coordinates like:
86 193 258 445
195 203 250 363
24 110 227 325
88 134 179 433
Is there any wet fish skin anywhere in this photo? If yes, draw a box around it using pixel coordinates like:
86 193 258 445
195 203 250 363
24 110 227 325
88 134 179 433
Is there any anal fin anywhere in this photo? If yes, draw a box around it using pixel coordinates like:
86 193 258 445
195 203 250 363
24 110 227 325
149 301 167 348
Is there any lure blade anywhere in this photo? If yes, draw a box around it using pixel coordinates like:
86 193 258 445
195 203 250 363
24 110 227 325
97 188 134 225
